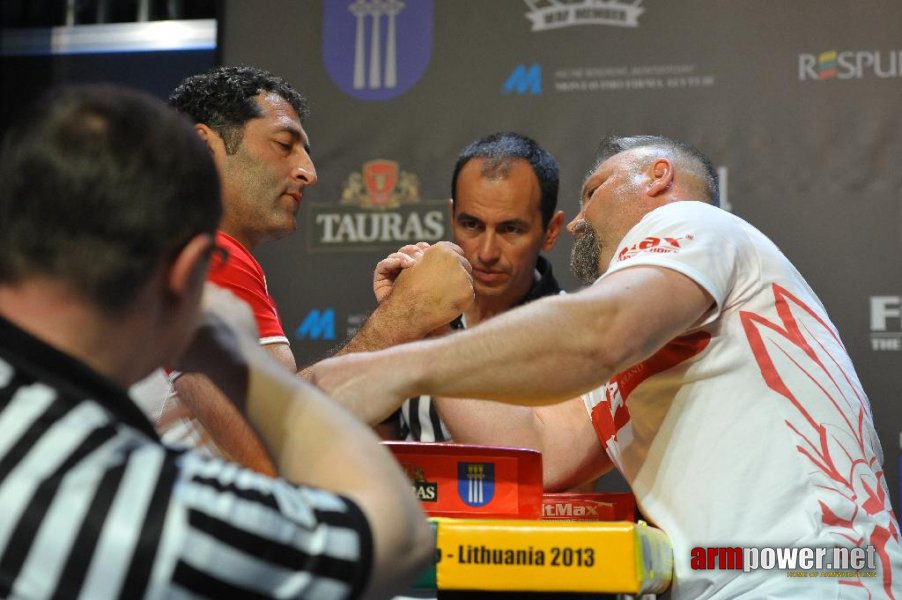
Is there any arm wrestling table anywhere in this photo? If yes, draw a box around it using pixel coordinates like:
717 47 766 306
385 442 671 599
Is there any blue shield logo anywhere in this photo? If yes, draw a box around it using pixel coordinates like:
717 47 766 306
323 0 433 102
457 462 495 507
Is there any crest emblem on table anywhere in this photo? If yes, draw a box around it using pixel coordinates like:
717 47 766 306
457 462 495 507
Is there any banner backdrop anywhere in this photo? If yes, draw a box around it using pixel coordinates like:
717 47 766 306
221 0 902 508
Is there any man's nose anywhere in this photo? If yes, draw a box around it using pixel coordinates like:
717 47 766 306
478 232 501 263
294 153 318 186
567 214 582 235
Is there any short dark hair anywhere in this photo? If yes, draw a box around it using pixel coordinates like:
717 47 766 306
168 65 310 154
0 84 221 313
596 134 720 205
451 132 559 228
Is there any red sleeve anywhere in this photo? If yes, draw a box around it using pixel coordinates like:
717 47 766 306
209 233 288 344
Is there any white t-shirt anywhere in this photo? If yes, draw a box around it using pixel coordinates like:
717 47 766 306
582 201 901 599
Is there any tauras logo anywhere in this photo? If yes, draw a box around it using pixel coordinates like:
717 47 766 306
799 49 902 81
870 296 901 351
307 159 446 252
402 463 438 502
524 0 644 31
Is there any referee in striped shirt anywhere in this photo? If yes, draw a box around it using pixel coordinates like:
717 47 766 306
0 85 431 599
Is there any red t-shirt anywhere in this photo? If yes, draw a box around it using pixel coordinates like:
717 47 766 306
209 232 288 345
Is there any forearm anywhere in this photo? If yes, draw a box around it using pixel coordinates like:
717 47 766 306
334 240 473 357
392 293 616 405
172 374 276 475
214 342 432 597
184 321 413 495
310 267 713 435
379 267 713 405
337 294 437 354
435 396 612 491
296 299 445 420
296 301 435 383
437 397 545 449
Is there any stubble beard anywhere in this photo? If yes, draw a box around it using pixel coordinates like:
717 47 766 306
570 221 602 285
227 151 296 242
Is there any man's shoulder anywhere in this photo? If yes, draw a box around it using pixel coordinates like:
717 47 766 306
628 202 751 249
209 230 269 293
214 231 263 272
648 200 739 227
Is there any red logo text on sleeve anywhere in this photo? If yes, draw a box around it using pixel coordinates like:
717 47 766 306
617 234 694 262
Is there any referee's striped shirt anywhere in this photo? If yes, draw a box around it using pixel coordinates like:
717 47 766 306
0 315 372 599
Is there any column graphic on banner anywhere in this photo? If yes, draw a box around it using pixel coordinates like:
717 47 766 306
348 0 400 89
350 1 367 89
383 0 403 87
325 0 432 101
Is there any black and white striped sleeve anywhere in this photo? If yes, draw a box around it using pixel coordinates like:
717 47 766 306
152 451 373 600
0 350 372 600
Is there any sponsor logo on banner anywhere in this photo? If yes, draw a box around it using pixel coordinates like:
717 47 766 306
307 159 446 252
503 63 542 95
402 463 438 502
322 0 433 101
553 63 715 93
524 0 645 31
295 308 336 341
798 49 902 81
870 296 901 351
458 462 495 507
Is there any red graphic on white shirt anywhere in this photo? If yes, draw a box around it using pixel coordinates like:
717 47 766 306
591 331 711 444
741 284 899 598
617 234 695 262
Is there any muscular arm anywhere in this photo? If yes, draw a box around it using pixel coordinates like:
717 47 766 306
299 241 473 379
179 290 432 599
173 242 471 466
435 395 613 491
311 266 714 411
170 341 296 474
339 241 471 353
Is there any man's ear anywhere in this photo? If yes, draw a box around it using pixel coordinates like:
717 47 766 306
168 233 213 298
542 210 565 251
647 158 674 197
194 124 227 159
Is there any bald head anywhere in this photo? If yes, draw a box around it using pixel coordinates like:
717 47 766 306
594 135 719 205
